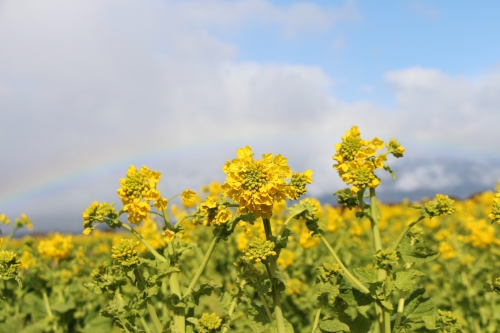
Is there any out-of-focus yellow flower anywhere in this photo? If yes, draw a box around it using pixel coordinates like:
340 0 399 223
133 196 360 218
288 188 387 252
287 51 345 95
163 229 175 243
117 165 167 226
459 254 475 266
285 278 302 295
324 205 343 233
277 249 296 269
135 217 165 250
349 221 364 237
181 189 200 209
0 214 10 225
222 146 308 218
15 214 32 230
458 219 495 249
19 250 36 270
37 233 74 261
439 241 457 260
208 181 223 195
236 231 249 251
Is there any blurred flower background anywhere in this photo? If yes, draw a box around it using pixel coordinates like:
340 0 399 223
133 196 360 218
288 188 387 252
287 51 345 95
1 0 500 231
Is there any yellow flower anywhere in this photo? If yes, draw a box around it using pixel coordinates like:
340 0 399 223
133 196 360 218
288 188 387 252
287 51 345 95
181 189 200 209
215 208 232 225
439 241 457 260
15 214 32 230
117 165 165 226
163 229 175 243
285 278 302 295
222 146 303 218
277 249 296 269
37 233 74 261
208 181 223 195
0 214 10 225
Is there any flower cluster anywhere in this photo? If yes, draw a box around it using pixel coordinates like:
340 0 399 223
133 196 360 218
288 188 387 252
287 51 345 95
82 201 118 234
222 146 311 218
0 213 10 225
244 238 277 264
111 239 140 267
198 313 222 332
0 251 21 280
37 233 74 261
199 195 232 226
488 190 500 224
332 126 404 194
181 189 200 209
117 165 168 226
423 194 456 219
374 250 399 269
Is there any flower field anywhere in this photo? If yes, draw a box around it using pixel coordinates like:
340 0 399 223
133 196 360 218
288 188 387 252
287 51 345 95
1 126 500 333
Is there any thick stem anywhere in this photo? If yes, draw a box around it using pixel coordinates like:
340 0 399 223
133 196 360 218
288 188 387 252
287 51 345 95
393 291 406 331
119 222 168 263
167 242 185 333
319 235 369 294
182 228 223 298
140 317 152 333
369 188 390 333
263 219 286 333
311 305 322 333
135 268 163 333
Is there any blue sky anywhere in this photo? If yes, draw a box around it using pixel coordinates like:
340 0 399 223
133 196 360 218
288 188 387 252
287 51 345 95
1 0 500 231
222 1 500 105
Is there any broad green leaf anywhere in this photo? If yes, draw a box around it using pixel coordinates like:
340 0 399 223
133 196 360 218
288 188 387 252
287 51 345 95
394 270 425 292
318 319 350 332
398 243 439 264
353 267 377 284
270 317 295 333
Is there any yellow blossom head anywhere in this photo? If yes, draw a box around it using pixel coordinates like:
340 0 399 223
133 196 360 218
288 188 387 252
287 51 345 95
181 189 200 209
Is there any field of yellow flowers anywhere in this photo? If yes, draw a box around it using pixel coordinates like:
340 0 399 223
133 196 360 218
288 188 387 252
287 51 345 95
2 126 500 333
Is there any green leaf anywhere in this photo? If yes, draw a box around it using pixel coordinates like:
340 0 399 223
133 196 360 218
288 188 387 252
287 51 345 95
394 270 425 292
401 288 435 330
318 319 350 332
398 243 439 264
192 281 222 305
353 267 377 284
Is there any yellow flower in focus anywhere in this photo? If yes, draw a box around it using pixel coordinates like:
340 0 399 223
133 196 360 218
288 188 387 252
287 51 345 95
117 165 165 226
37 233 74 261
181 189 200 209
439 241 457 260
199 195 232 226
222 146 299 218
215 208 232 226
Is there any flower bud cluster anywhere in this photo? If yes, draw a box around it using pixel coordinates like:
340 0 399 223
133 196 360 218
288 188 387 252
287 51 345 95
198 313 222 332
488 191 500 224
82 201 118 234
0 214 10 225
286 170 313 200
436 310 463 331
374 250 399 270
423 194 456 219
244 238 276 264
111 239 140 267
0 251 21 280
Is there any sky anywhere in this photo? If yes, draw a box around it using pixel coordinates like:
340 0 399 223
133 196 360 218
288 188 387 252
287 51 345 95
1 0 500 232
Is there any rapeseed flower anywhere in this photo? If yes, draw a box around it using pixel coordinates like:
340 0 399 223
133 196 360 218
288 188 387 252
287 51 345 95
244 238 276 263
181 189 200 209
222 146 310 218
37 233 74 261
117 165 167 226
198 313 222 332
111 239 140 267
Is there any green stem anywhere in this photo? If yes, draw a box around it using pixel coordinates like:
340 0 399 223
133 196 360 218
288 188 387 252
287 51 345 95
182 228 223 298
135 268 163 333
369 188 390 333
276 210 303 243
319 235 369 294
119 221 168 263
391 216 425 251
42 290 57 332
167 241 185 333
263 218 286 333
140 317 152 333
393 291 406 331
1 227 18 250
259 294 274 323
222 282 245 333
311 305 322 333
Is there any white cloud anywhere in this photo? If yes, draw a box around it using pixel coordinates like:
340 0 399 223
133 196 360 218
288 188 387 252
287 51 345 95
395 164 462 192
